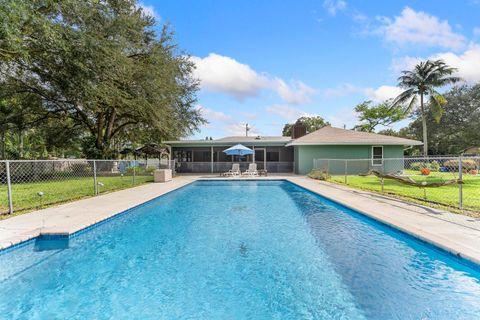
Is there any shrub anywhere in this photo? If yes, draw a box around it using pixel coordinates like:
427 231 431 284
443 159 478 171
308 169 330 180
410 162 425 171
145 166 156 173
125 166 156 175
429 161 440 172
420 167 431 175
410 161 440 172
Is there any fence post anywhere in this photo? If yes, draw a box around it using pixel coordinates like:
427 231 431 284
459 156 463 210
93 160 98 195
211 146 214 174
381 160 385 193
344 160 348 184
132 162 136 185
5 160 13 214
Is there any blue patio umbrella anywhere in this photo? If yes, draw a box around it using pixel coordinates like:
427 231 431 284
223 144 254 156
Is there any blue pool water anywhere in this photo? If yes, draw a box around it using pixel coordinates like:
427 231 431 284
1 180 480 319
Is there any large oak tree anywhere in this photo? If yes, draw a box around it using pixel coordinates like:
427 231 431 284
0 0 204 158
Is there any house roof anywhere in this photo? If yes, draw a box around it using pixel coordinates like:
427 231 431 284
286 126 423 146
165 127 422 147
164 135 291 146
215 136 291 142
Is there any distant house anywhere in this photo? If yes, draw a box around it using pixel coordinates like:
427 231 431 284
164 126 422 175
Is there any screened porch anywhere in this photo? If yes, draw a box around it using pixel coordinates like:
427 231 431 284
172 146 294 173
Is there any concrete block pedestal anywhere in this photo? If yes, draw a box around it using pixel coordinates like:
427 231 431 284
154 169 172 183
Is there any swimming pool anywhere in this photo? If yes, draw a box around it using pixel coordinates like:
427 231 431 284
1 180 479 319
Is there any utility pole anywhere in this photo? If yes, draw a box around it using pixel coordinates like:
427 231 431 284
245 123 250 136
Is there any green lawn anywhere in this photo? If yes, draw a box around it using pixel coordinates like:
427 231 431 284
0 175 153 217
328 170 480 213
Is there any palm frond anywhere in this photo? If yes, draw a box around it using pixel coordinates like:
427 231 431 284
425 60 461 87
392 88 416 108
428 89 444 123
399 60 462 90
435 76 462 87
405 95 418 114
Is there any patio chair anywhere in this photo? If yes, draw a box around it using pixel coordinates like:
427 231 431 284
223 163 241 177
243 163 258 176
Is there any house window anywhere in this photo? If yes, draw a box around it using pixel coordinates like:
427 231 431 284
372 146 383 166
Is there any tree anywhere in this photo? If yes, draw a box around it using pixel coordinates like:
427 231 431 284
0 0 41 61
375 127 422 156
353 100 405 132
0 0 205 158
392 59 461 155
382 84 480 155
404 84 480 155
282 116 330 136
377 128 416 139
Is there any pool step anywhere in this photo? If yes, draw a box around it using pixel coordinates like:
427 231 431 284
35 231 70 251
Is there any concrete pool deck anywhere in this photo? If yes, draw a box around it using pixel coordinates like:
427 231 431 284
0 174 479 265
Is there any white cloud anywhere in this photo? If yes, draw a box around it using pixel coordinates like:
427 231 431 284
137 2 159 19
324 83 401 101
364 85 403 102
225 123 260 136
392 44 480 83
190 54 268 100
323 0 347 16
390 56 421 74
326 108 358 129
326 44 480 103
195 106 262 136
197 106 232 122
191 53 316 103
272 79 316 104
353 13 368 23
374 7 466 50
265 105 310 121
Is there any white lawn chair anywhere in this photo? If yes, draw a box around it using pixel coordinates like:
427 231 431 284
224 163 241 177
243 163 258 176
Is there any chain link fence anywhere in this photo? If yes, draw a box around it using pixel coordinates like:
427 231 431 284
0 159 175 215
313 156 480 218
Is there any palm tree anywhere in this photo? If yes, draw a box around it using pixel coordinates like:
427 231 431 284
393 59 461 156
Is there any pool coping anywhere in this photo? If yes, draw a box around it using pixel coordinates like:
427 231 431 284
1 175 480 269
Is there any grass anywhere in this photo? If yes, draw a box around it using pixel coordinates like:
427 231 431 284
328 170 480 214
0 175 153 218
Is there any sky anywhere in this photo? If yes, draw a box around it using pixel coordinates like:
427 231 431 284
139 0 480 139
